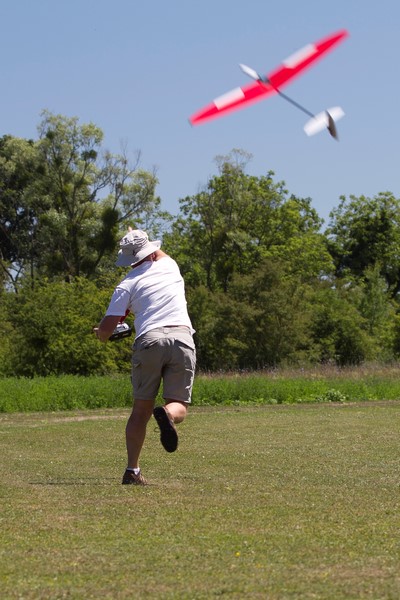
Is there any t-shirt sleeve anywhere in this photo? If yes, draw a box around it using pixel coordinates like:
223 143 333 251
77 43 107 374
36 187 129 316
105 287 131 317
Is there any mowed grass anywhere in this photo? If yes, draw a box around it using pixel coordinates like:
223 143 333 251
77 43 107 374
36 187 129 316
1 403 400 599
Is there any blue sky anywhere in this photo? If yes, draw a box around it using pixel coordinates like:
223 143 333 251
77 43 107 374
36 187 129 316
1 0 399 225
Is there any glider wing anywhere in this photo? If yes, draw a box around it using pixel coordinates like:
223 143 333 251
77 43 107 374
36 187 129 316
189 29 348 126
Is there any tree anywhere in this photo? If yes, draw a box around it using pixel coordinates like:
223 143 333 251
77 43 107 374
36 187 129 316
4 277 132 376
308 280 375 366
224 259 315 368
0 135 45 290
0 111 165 288
326 192 400 297
35 111 163 280
163 150 338 370
164 150 332 294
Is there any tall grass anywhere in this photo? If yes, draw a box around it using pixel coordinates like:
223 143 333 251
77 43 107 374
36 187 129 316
1 364 400 412
0 375 132 412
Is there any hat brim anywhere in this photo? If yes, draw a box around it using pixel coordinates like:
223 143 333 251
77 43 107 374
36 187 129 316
115 240 161 267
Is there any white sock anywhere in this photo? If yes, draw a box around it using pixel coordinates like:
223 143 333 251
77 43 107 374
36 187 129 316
126 467 141 475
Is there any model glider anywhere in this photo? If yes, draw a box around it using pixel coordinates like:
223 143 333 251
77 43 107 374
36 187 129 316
189 29 349 139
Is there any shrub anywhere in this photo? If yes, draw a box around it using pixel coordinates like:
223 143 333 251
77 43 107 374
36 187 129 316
3 278 132 376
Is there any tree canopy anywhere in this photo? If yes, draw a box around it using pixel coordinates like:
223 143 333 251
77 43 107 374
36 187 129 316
0 111 164 289
327 192 400 296
1 119 400 374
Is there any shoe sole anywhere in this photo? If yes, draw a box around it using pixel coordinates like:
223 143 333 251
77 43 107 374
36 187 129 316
153 406 178 452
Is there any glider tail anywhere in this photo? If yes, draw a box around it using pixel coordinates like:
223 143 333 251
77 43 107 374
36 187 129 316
303 107 345 139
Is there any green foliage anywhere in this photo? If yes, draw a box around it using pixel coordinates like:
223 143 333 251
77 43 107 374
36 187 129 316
327 192 400 296
315 388 348 403
309 283 375 365
2 278 133 377
2 367 400 412
0 293 13 377
0 375 133 412
164 150 328 294
0 111 166 288
202 260 311 369
2 132 400 374
0 135 46 289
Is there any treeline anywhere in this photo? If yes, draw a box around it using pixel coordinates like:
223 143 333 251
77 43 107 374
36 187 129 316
1 113 400 376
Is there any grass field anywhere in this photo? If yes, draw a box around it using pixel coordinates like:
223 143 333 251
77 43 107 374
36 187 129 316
1 402 400 599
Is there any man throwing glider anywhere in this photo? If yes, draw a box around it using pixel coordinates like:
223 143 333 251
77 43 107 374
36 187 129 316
94 229 196 485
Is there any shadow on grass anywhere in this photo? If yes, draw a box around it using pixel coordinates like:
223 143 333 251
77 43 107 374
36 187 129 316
29 477 157 486
29 477 117 486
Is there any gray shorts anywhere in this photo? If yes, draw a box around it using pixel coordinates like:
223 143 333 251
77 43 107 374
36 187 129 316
131 327 196 403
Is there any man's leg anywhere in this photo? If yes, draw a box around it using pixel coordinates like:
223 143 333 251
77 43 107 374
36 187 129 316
153 332 195 453
165 400 187 423
126 398 155 469
153 400 187 452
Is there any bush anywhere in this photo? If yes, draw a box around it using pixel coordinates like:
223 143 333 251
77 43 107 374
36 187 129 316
2 278 133 377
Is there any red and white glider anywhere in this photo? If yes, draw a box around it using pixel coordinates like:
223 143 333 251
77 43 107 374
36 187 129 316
189 29 349 138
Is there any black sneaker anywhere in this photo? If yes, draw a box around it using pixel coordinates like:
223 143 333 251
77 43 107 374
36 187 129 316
122 469 148 485
153 406 178 452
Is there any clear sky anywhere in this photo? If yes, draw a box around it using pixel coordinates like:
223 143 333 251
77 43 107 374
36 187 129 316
1 0 399 225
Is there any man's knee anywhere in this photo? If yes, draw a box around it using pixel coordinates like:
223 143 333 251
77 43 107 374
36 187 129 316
131 399 155 421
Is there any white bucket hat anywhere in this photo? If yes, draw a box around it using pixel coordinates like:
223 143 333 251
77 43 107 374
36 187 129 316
115 229 161 267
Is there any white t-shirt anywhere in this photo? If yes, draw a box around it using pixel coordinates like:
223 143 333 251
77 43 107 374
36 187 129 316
105 256 194 338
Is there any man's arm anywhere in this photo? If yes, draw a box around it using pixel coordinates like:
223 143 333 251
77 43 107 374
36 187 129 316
93 315 122 343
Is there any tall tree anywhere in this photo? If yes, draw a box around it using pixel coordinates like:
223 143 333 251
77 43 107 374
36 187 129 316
36 110 162 279
0 135 45 290
164 149 332 292
326 192 400 297
0 111 164 288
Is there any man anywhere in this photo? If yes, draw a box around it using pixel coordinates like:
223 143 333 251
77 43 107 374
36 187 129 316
94 229 196 485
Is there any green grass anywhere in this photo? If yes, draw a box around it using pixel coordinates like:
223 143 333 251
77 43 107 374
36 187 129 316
2 364 400 412
1 403 400 599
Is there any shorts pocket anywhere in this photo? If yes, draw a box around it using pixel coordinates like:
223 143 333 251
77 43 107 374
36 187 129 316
174 335 196 351
176 341 196 371
131 357 142 390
